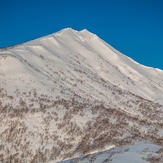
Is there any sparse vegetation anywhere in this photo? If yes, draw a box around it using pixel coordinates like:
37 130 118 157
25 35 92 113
0 87 163 162
1 29 163 162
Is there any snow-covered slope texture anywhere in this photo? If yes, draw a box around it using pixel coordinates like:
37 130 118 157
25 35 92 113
0 28 163 162
1 28 163 105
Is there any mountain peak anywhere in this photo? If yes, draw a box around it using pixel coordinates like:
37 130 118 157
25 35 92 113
62 27 74 31
1 28 163 162
80 29 89 33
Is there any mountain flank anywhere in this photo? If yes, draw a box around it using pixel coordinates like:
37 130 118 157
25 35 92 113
0 28 163 162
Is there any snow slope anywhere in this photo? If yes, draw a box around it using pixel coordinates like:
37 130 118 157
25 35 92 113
1 28 163 105
0 28 163 162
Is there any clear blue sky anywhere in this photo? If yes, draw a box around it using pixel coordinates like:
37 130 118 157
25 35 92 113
1 0 163 70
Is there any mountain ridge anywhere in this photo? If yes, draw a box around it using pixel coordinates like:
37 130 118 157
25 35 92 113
1 28 163 104
0 28 163 162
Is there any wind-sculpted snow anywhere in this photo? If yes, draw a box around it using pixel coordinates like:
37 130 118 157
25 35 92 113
0 28 163 162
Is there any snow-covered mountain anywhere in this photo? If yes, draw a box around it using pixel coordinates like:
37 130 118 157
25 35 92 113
0 28 163 162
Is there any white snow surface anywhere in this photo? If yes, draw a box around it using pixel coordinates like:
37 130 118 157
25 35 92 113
0 28 163 162
58 142 161 163
1 28 163 104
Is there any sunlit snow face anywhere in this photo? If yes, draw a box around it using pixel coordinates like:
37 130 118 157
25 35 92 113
0 58 9 74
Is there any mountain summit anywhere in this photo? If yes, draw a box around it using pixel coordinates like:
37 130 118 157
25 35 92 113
1 28 163 104
0 28 163 162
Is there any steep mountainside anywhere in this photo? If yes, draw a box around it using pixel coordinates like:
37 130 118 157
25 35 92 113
0 28 163 162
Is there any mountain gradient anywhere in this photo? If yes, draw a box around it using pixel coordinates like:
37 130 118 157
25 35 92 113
0 28 163 162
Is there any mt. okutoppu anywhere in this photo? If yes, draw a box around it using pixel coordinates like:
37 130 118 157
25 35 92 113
0 28 163 162
1 28 163 105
